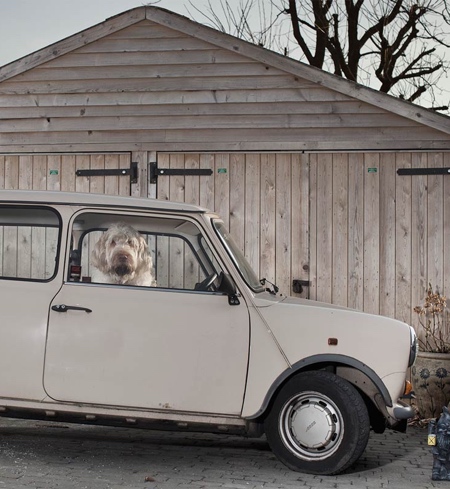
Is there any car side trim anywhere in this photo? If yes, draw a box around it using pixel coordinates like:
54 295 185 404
245 354 393 420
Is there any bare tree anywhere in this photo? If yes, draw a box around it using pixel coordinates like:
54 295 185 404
187 0 450 112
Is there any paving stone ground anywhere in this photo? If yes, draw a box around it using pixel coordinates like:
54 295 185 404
0 417 441 489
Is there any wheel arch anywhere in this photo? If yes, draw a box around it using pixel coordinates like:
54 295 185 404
245 354 392 421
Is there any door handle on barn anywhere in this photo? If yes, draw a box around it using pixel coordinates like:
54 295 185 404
51 304 92 313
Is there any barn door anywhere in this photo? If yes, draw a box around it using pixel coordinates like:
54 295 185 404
307 151 450 329
153 153 310 298
0 153 133 195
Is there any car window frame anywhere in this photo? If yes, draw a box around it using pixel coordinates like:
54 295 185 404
66 209 226 293
0 204 62 283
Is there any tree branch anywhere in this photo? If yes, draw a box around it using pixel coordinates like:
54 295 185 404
286 0 316 65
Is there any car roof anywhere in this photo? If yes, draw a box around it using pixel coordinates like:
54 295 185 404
0 189 208 214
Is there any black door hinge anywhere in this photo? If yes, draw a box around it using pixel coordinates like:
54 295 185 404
397 168 450 176
149 162 213 184
76 161 138 184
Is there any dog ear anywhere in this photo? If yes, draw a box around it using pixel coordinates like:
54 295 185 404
91 232 109 272
136 236 153 271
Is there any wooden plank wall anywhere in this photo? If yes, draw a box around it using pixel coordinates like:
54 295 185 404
156 152 310 297
309 151 450 335
0 222 58 280
1 148 448 337
157 150 449 333
0 20 448 153
0 153 132 280
0 153 131 194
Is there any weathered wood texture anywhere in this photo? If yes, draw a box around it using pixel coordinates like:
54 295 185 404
0 225 59 280
0 153 131 194
0 18 449 153
156 150 449 337
308 152 450 340
0 146 448 339
156 152 310 298
0 153 131 279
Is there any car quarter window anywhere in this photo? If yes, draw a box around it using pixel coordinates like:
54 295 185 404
0 206 60 281
69 212 223 291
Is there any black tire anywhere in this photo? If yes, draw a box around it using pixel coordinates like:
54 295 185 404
264 370 370 475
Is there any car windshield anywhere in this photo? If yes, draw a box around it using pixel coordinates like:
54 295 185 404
213 220 264 293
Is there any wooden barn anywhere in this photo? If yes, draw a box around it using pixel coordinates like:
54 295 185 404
0 6 449 330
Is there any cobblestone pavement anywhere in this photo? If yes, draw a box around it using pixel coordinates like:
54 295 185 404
0 417 440 489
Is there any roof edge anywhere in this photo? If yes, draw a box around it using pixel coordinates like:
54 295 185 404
145 6 450 135
0 5 448 134
0 7 146 83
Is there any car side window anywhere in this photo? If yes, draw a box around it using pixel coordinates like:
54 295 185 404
0 206 60 281
69 212 222 291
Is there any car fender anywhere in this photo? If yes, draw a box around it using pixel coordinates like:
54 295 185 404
245 353 392 420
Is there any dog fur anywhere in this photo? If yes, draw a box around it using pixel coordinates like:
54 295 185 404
91 223 155 286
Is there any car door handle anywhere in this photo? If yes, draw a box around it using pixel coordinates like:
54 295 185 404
51 304 92 313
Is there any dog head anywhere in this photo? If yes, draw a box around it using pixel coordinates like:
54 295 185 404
91 223 153 284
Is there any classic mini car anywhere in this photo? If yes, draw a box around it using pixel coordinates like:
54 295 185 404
0 190 416 475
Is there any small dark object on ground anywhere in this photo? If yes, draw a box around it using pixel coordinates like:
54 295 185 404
429 406 450 480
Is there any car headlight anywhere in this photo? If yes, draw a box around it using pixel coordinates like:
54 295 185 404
408 326 418 367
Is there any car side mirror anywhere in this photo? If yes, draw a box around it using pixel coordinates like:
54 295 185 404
217 272 240 306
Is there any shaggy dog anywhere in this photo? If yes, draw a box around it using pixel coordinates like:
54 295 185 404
91 223 155 286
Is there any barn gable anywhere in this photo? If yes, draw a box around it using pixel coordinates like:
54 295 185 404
0 6 448 153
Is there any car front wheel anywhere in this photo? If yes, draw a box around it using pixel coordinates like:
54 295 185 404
264 370 370 475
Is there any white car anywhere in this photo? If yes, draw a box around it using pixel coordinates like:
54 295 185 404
0 190 417 475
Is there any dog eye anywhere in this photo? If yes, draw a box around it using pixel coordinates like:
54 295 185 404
110 240 116 247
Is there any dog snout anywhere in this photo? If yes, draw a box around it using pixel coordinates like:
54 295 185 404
117 253 129 263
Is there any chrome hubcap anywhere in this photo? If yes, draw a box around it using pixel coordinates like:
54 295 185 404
279 391 343 460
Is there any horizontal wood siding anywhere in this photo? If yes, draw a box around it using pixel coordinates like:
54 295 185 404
309 151 450 339
156 152 310 297
0 19 448 152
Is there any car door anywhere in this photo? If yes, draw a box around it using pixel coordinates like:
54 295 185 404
0 205 62 401
43 211 250 416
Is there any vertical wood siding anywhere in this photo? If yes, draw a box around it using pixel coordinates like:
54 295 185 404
309 151 450 341
1 149 448 340
156 152 310 298
0 153 131 280
156 150 449 337
0 153 131 194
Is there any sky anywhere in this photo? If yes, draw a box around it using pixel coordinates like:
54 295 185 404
0 0 191 66
0 0 448 112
